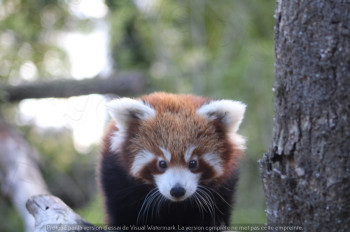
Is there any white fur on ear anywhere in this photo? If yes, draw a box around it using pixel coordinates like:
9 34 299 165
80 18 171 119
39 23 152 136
107 98 156 130
107 98 155 152
197 100 246 133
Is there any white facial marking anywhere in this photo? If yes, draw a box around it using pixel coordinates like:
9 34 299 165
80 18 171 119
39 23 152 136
184 145 196 162
131 150 156 177
202 153 224 177
159 147 171 162
155 168 200 202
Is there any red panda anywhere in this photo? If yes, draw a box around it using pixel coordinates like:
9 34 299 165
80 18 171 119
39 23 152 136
99 92 246 230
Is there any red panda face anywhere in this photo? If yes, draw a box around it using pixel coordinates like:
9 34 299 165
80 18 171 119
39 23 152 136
106 93 245 202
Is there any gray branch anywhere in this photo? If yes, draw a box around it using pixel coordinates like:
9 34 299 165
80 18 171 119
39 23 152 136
2 72 146 102
26 195 107 232
0 119 49 231
0 119 110 232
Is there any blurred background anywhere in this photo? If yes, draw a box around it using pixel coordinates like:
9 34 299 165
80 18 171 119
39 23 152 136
0 0 275 231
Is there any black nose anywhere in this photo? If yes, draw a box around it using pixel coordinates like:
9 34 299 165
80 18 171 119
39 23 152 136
170 184 186 198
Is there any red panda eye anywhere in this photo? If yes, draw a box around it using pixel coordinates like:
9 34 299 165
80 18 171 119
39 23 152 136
188 160 198 170
158 160 167 170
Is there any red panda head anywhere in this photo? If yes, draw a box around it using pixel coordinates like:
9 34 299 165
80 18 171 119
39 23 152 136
106 92 246 202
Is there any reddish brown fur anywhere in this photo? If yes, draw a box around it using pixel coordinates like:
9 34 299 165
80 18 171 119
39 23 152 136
103 92 243 185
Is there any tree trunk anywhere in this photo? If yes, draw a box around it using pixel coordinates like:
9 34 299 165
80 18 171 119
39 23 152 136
259 0 350 231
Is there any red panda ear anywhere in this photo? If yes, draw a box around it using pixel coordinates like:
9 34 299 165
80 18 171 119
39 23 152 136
106 98 156 131
197 100 246 133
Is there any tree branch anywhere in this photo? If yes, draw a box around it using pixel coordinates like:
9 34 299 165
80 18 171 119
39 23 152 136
26 194 107 232
2 72 146 102
0 118 110 232
0 118 49 232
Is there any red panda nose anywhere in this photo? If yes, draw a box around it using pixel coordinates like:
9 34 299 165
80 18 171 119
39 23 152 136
170 184 186 198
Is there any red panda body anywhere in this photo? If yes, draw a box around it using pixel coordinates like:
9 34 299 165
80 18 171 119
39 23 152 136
99 92 246 230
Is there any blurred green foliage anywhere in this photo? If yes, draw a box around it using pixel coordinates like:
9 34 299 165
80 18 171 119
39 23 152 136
22 126 98 208
0 0 91 82
0 0 275 230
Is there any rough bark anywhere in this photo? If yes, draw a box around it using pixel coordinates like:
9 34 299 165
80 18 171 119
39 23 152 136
0 118 49 232
259 0 350 231
2 72 146 102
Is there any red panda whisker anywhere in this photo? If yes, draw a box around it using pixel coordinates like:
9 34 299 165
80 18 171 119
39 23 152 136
143 190 161 224
137 187 159 224
198 185 234 210
150 192 163 222
155 195 164 218
197 185 216 200
192 192 205 220
188 194 197 210
199 188 221 219
198 186 221 212
196 189 216 221
156 195 167 219
144 192 161 224
199 190 217 225
198 186 227 216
